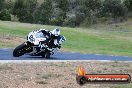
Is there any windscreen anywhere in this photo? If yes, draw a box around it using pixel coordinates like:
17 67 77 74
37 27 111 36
35 31 45 38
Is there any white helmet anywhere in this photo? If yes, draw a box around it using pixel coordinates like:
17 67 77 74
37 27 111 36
51 28 60 36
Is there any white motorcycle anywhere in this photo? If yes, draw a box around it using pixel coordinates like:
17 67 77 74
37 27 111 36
13 29 66 58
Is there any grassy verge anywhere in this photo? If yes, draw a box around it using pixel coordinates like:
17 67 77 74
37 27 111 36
1 21 132 56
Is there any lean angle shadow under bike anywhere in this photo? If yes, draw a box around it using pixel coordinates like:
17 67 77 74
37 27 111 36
13 30 66 58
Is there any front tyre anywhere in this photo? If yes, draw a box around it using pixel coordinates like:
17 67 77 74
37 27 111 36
13 42 32 57
13 43 26 57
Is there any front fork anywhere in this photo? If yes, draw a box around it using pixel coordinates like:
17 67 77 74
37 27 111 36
24 41 33 46
23 41 33 52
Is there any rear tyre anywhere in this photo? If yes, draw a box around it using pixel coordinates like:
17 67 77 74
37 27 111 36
42 51 51 58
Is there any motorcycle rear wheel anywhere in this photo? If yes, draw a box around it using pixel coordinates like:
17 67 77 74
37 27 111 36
42 51 51 58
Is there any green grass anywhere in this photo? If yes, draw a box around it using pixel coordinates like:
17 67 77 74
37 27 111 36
1 21 132 56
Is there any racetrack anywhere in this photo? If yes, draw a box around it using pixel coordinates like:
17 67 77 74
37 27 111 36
0 48 132 61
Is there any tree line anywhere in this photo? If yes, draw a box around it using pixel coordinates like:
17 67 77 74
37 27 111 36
0 0 132 27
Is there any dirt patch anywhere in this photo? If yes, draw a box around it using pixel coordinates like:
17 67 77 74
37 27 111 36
0 33 25 47
0 61 131 88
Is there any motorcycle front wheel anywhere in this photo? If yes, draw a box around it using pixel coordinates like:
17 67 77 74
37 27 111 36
13 42 32 57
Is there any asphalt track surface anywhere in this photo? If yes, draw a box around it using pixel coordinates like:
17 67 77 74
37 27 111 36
0 48 132 61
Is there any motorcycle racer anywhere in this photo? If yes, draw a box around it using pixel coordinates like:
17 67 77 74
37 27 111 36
13 28 66 58
39 28 66 49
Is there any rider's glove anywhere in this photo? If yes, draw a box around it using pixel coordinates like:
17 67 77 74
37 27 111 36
55 45 61 49
58 45 61 49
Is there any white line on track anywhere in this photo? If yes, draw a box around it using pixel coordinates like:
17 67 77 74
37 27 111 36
0 60 132 63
